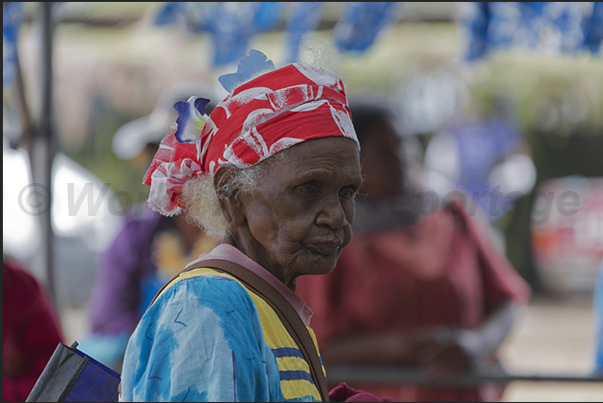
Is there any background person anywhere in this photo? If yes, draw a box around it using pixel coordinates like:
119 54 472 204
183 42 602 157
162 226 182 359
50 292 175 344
424 97 536 253
3 255 64 402
78 84 219 372
296 98 532 402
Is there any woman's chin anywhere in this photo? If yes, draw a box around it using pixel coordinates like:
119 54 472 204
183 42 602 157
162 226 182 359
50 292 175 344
294 250 340 277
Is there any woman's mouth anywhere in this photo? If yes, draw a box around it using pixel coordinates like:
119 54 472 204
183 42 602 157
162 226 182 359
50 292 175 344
306 242 341 256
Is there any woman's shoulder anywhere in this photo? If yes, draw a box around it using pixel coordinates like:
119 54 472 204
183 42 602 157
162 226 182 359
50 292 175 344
151 268 258 317
122 269 275 402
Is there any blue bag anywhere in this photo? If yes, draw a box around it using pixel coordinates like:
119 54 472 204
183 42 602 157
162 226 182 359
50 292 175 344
26 341 121 402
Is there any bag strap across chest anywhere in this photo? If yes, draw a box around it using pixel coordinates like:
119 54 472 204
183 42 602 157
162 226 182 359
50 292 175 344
151 258 330 402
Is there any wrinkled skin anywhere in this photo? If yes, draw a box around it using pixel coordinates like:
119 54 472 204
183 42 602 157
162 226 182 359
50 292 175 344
215 137 363 291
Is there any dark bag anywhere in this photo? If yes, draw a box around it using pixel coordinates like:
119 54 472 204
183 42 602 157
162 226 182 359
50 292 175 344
26 341 121 402
150 258 330 402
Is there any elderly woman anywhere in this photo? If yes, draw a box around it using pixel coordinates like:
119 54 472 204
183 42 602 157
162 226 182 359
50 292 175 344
119 51 365 402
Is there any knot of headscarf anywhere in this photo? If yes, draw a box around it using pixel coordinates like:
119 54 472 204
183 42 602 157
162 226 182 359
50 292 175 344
143 52 359 216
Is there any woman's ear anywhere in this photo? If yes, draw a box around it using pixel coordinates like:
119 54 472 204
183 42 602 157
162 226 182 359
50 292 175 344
213 165 246 228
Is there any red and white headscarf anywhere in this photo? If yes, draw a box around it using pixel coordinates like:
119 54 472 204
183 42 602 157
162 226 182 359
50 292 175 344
143 62 359 216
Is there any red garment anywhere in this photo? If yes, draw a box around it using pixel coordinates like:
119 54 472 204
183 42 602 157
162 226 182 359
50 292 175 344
329 382 395 402
198 63 355 174
296 199 530 402
3 258 64 402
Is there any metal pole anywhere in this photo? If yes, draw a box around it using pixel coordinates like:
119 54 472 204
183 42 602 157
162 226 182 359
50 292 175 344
32 2 58 313
325 365 603 386
12 40 33 154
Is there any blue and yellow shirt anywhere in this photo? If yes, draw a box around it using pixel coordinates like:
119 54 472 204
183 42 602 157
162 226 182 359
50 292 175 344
121 251 325 402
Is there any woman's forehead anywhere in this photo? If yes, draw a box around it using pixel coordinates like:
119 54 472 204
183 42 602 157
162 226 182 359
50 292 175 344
282 137 358 161
268 138 361 179
291 136 358 154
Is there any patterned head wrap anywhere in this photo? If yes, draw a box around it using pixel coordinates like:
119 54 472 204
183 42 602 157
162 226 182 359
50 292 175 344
143 50 359 216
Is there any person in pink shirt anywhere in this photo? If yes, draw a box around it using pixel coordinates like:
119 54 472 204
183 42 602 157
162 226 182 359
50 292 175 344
3 256 64 402
296 99 531 402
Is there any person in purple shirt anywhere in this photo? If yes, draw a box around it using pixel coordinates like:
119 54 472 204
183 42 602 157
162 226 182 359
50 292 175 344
78 87 218 371
82 203 213 371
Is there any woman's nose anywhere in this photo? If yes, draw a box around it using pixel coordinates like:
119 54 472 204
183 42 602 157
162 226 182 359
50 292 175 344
316 195 347 229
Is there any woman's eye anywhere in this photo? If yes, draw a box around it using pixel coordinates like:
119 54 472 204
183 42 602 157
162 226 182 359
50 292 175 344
299 185 318 195
340 188 355 199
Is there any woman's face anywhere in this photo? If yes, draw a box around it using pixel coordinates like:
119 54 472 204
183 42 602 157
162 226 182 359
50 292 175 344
237 137 363 284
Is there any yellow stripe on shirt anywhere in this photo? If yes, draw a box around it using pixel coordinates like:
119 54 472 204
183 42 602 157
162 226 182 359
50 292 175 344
152 268 324 402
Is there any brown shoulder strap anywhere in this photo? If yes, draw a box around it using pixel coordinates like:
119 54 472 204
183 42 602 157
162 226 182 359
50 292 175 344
150 258 330 402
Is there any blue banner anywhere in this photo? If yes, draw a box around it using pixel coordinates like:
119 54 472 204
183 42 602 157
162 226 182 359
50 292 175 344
583 2 603 53
284 2 325 64
154 2 285 66
3 2 23 86
332 2 399 53
462 2 603 61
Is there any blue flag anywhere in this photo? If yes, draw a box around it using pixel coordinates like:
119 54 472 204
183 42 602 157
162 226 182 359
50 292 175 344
333 2 399 53
461 2 603 61
583 2 603 54
3 2 23 86
283 2 325 64
153 2 284 67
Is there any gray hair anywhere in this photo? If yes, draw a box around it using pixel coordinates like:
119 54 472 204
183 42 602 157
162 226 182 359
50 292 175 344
181 152 287 240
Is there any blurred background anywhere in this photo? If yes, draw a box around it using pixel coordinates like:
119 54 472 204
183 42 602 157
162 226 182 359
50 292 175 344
3 2 603 401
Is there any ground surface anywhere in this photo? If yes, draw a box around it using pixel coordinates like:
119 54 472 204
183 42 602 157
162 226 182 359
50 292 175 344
498 296 602 402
